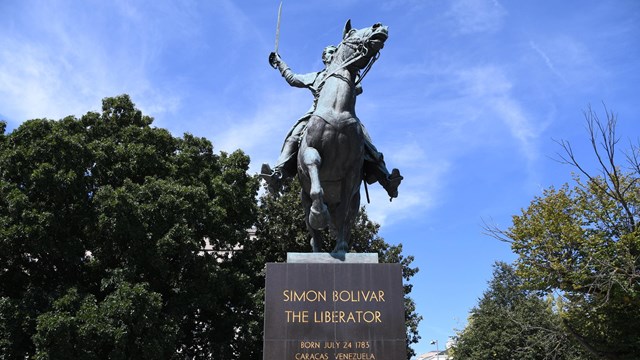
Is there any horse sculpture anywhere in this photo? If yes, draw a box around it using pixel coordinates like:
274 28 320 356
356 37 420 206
298 20 388 254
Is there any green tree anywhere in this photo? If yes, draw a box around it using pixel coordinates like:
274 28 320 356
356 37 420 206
452 262 590 360
240 180 422 359
0 95 259 359
488 107 640 359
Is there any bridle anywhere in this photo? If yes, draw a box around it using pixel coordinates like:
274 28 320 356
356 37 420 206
318 32 382 90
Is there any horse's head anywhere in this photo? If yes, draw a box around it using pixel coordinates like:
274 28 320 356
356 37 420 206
332 20 388 71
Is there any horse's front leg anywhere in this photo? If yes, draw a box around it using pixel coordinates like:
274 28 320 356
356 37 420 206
302 147 330 231
333 189 360 254
301 190 323 252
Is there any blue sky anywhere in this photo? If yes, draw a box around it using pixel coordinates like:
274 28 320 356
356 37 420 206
1 0 639 357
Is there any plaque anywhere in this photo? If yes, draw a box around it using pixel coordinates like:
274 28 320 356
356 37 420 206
263 263 406 359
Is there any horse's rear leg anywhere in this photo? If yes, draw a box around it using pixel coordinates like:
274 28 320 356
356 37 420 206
302 147 330 230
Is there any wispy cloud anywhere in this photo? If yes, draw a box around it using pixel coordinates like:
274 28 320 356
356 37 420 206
529 41 567 83
454 65 543 162
528 36 604 92
491 96 540 162
379 0 428 12
0 2 177 124
446 0 507 35
0 0 264 127
0 38 101 121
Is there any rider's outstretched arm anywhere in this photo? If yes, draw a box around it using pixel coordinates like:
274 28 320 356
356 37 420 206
269 52 317 88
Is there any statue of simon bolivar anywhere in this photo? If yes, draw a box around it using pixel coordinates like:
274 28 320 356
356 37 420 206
261 47 402 200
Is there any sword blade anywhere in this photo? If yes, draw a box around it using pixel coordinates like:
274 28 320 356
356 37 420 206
274 1 282 53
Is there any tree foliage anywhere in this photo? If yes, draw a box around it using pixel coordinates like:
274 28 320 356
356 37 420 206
488 107 640 359
0 95 259 359
452 262 590 360
243 180 422 359
0 94 421 359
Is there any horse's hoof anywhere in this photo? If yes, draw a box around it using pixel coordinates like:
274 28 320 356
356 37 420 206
332 243 348 254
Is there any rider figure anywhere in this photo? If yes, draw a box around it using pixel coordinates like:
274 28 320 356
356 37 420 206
262 47 403 199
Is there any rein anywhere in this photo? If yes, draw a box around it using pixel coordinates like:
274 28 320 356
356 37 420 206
356 51 380 86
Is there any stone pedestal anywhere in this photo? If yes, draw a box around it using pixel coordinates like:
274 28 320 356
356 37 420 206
286 252 379 264
263 254 406 359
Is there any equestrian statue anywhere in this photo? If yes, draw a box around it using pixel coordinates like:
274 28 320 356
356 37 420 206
261 20 402 254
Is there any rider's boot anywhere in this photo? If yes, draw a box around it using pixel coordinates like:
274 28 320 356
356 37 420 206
384 168 403 199
261 136 299 194
364 150 404 200
260 164 284 194
274 137 299 173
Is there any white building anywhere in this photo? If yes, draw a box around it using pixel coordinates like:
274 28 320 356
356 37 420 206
415 350 448 360
414 338 455 360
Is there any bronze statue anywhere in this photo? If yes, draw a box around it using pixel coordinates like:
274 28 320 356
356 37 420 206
262 20 401 253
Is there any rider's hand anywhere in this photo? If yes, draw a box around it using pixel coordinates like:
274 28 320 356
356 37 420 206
269 52 281 69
